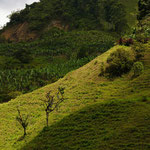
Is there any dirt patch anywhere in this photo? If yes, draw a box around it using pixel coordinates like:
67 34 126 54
1 22 37 42
1 20 69 42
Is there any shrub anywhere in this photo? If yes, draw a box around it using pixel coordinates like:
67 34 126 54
132 61 144 77
105 48 133 77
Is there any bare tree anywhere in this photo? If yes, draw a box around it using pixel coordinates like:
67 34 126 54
41 87 65 126
16 107 29 137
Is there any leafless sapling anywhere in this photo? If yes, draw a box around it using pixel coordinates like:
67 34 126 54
16 107 29 137
41 87 65 126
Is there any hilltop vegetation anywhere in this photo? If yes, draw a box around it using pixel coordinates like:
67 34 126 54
6 0 129 31
0 0 138 41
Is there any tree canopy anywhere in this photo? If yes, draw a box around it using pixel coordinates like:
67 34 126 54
138 0 150 20
6 0 128 33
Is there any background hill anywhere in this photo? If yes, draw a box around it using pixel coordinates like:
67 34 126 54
0 0 138 41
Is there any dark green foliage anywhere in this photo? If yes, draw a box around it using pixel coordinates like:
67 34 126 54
22 99 150 150
103 0 128 33
137 0 150 20
8 11 22 25
0 57 20 69
0 30 115 59
0 36 7 43
133 61 144 77
13 48 32 64
0 58 92 103
0 92 12 103
0 30 115 103
5 0 129 33
6 2 38 26
105 48 133 77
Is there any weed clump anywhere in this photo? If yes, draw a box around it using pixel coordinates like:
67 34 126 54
105 48 133 77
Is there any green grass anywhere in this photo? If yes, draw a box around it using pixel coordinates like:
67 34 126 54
22 99 150 150
0 45 150 150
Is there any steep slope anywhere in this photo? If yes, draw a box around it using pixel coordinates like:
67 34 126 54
0 44 150 150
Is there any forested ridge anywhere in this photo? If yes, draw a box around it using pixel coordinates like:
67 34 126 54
4 0 131 32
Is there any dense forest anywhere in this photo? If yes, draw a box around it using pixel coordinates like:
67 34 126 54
5 0 129 32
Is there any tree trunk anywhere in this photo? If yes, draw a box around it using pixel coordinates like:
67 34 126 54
24 128 26 137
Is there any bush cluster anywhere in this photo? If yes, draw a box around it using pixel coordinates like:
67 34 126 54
105 48 133 77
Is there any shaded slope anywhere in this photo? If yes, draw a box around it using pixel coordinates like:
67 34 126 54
22 99 150 150
0 45 150 150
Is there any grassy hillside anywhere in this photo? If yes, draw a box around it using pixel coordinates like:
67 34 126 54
0 43 150 150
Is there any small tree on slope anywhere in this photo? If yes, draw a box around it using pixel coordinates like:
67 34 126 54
41 87 65 127
16 107 29 137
